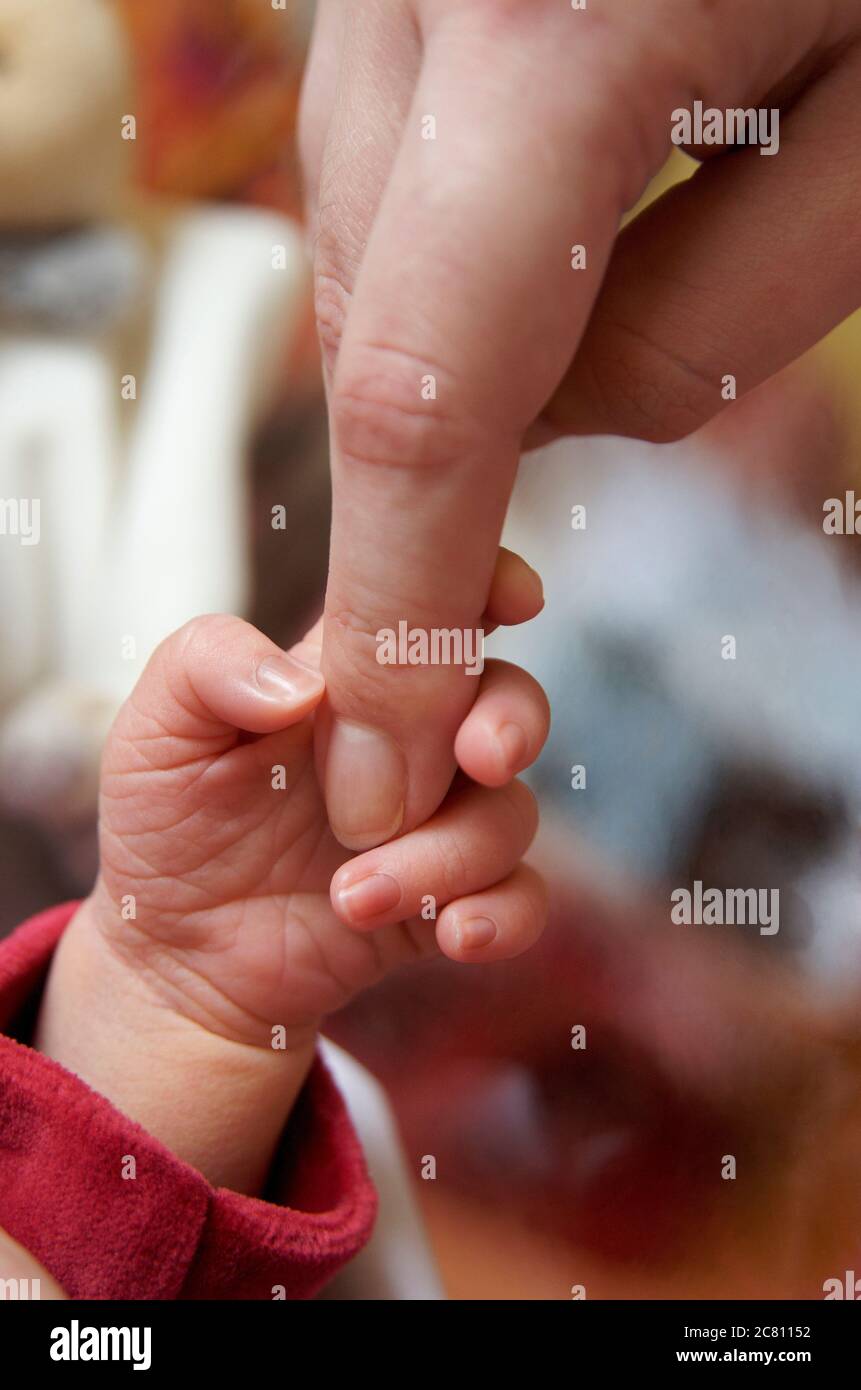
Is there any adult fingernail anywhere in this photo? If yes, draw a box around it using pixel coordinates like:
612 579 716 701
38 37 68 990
326 721 406 850
457 916 498 951
497 722 529 773
256 653 324 702
336 872 402 926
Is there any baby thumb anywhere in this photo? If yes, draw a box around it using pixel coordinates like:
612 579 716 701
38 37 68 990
113 614 325 757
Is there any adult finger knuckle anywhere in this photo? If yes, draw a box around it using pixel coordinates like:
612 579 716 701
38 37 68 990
313 262 352 371
331 340 476 471
325 603 453 724
312 194 365 370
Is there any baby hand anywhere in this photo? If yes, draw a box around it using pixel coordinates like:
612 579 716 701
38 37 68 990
36 607 548 1191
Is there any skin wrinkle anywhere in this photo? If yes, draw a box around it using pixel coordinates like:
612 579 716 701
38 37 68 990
338 337 462 414
110 797 270 865
326 601 486 659
99 828 189 891
314 267 355 369
323 612 477 717
286 901 362 1011
107 814 245 865
311 1 421 346
98 890 320 1046
135 944 284 1046
431 826 471 904
560 333 705 441
598 312 743 423
102 746 227 797
319 642 476 738
275 777 335 879
98 804 275 905
90 936 206 1034
117 703 234 763
98 750 348 1041
105 733 286 811
91 907 264 1039
326 502 498 618
119 710 227 753
102 761 294 889
332 388 473 473
612 241 758 326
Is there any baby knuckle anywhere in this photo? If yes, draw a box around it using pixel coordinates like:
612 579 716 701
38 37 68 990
324 607 421 711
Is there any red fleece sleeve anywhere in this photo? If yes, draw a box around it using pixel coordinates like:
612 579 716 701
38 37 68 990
0 903 377 1299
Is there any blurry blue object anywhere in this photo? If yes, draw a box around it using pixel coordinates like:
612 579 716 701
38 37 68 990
495 437 861 981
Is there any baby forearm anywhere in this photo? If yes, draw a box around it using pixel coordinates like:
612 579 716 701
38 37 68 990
34 900 315 1196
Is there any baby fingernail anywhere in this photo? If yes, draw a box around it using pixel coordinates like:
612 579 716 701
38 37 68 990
336 872 401 925
457 916 498 951
325 721 406 851
497 722 529 772
256 652 324 701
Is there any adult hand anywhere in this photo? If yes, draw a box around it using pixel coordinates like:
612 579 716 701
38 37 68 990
300 0 861 849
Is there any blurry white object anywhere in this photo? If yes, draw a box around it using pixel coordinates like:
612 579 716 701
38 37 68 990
319 1040 445 1301
0 205 306 835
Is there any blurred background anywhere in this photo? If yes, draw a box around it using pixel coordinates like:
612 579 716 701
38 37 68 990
2 0 861 1300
